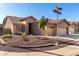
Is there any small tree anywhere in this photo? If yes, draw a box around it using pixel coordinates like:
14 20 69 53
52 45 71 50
38 16 47 35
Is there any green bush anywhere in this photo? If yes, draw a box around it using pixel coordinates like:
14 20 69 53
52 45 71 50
2 34 13 39
21 32 28 41
21 32 27 37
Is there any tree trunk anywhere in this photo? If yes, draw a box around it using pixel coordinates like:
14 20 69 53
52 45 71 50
42 30 44 35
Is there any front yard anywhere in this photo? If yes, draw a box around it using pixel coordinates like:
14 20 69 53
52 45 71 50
0 35 79 56
0 35 77 53
0 35 70 47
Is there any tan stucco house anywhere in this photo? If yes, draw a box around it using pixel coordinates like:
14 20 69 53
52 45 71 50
0 24 3 35
46 19 69 36
2 16 79 36
3 16 36 34
31 19 69 36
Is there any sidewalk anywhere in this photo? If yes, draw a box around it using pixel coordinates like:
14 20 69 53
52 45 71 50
46 45 79 56
0 43 79 56
0 51 57 56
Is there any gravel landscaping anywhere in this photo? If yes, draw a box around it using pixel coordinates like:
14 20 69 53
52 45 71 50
0 35 78 52
1 35 68 47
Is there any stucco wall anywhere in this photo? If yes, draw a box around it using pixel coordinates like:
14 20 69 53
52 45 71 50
31 23 42 35
4 18 14 34
24 17 37 34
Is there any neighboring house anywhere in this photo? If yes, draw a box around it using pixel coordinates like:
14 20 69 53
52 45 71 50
31 19 69 36
74 22 79 33
68 22 78 34
3 16 37 34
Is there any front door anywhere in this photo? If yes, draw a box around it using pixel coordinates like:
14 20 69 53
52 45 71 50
29 23 32 34
66 27 69 35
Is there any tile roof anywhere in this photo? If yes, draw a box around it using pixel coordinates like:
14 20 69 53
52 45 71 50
46 18 69 24
3 16 37 25
7 16 23 24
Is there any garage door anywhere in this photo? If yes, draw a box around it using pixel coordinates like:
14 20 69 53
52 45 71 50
69 27 75 34
58 27 67 36
46 27 55 36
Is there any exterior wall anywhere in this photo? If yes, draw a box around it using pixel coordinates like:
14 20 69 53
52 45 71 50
31 23 57 36
31 23 42 35
57 20 69 36
0 26 3 35
58 20 69 27
4 18 14 34
24 18 37 34
13 24 22 34
21 21 26 33
58 27 67 36
46 20 69 36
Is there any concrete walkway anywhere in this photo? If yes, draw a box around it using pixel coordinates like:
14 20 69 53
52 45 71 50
46 45 79 56
0 51 57 56
0 44 79 56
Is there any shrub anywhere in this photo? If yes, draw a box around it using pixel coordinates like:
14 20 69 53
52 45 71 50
2 34 13 39
21 32 28 41
21 32 27 37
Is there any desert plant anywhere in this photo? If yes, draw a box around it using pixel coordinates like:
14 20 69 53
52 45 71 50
21 32 28 41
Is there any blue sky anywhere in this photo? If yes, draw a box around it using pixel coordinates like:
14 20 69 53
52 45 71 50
0 3 79 23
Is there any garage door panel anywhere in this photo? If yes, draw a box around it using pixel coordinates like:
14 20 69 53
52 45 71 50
69 27 75 34
58 27 67 36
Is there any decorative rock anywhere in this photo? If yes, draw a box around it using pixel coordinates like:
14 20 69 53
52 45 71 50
0 38 6 45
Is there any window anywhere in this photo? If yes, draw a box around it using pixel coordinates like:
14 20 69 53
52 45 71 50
21 25 25 32
16 25 21 31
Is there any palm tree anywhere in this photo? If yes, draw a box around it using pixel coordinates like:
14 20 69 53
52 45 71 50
38 16 47 36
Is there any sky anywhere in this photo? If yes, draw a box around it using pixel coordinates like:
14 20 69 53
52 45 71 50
0 3 79 23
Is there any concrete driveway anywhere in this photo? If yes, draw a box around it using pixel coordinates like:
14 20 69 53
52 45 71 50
61 34 79 39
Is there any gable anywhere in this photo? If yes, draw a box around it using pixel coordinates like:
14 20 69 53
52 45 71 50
23 16 37 23
4 17 13 28
58 20 69 27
